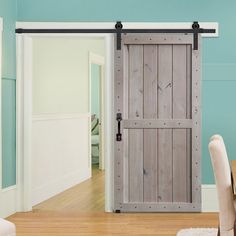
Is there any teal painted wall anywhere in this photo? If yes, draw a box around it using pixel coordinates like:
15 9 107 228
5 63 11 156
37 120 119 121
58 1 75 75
2 78 16 188
91 64 100 119
0 0 17 188
14 0 236 184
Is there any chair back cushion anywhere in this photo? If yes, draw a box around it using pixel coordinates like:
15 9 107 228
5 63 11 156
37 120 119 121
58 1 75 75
209 135 236 232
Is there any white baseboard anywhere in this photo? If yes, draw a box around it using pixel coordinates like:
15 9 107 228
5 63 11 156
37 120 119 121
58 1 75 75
202 184 218 212
32 168 91 206
0 186 17 218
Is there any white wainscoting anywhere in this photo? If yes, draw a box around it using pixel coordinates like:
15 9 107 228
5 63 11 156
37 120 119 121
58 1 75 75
202 185 218 212
31 113 91 206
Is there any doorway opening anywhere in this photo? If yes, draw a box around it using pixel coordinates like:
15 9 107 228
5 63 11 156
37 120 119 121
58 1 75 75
90 53 105 172
31 37 106 213
17 34 113 213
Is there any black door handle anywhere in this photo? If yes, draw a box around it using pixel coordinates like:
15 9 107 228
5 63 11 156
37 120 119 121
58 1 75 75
116 113 122 141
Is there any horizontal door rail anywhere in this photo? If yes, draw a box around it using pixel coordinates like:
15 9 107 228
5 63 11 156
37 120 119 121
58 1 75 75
15 28 215 34
120 202 201 212
122 34 193 45
15 21 215 50
123 119 193 129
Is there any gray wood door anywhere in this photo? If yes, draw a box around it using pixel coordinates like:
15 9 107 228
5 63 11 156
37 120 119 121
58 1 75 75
114 33 201 212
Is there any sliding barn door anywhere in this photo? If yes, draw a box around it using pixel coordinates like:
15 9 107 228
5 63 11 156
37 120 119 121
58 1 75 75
114 33 201 212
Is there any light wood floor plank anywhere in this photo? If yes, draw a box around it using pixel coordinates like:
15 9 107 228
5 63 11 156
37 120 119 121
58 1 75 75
7 165 218 235
8 212 218 236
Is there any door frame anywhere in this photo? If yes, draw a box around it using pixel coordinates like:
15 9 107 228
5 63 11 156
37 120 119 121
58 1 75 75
89 52 105 170
16 32 114 212
15 21 218 214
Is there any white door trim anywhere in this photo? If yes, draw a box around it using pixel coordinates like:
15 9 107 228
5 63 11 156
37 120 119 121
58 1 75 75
16 32 114 212
89 52 105 170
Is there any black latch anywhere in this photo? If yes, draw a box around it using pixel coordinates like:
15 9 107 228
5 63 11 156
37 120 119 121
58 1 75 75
116 113 122 141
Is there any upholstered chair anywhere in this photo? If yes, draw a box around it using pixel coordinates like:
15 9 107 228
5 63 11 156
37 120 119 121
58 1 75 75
209 135 236 236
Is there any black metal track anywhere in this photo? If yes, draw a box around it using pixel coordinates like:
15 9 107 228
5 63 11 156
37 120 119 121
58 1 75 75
15 21 216 50
15 28 215 34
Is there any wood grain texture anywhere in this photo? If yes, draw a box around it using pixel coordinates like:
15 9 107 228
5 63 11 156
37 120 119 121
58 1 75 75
157 45 173 202
128 45 144 202
8 212 218 236
172 45 188 202
115 34 201 212
191 38 202 206
123 33 193 45
123 119 192 129
114 41 124 208
123 45 129 202
186 45 192 202
143 45 158 202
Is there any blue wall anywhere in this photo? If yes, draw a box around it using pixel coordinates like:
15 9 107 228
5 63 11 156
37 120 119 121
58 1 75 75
13 0 236 184
0 0 17 188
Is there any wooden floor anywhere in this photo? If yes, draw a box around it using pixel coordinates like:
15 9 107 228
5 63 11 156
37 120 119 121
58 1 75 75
33 165 105 213
8 165 219 235
8 212 218 236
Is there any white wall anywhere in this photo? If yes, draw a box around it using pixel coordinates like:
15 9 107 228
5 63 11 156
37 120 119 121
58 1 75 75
32 37 105 114
91 64 101 118
31 36 105 205
32 113 90 205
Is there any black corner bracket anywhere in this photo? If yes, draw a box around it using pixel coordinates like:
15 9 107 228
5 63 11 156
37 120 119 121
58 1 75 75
115 21 123 50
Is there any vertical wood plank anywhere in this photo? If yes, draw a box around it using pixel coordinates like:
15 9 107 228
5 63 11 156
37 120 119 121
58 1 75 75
123 45 129 202
114 38 124 210
157 45 173 202
172 45 188 202
128 45 144 202
186 45 192 203
191 37 202 206
143 45 158 202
